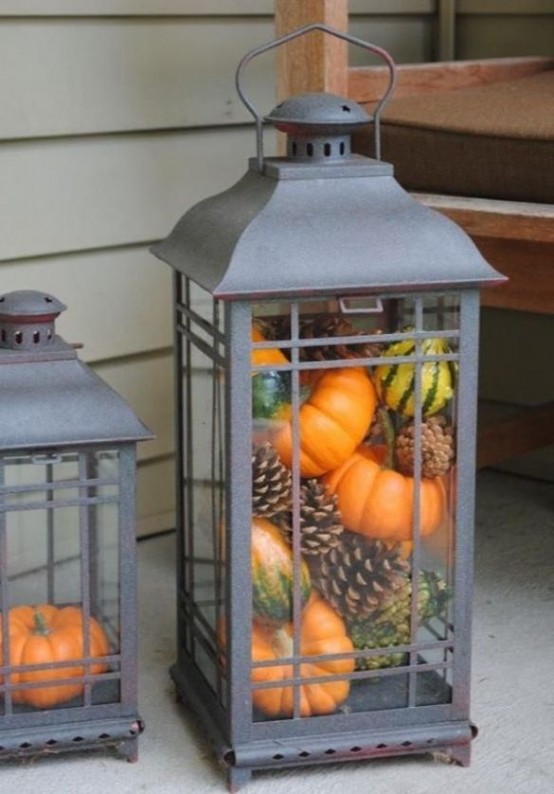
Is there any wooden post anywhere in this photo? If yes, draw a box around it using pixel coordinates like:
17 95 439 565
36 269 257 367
275 0 348 100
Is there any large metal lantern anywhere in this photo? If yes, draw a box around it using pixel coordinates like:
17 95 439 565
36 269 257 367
151 25 505 791
0 291 152 762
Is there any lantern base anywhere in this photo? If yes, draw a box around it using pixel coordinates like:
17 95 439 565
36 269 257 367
0 715 144 764
226 726 474 791
170 659 476 792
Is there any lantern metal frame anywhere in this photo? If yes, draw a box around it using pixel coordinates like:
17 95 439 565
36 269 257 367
0 291 152 763
152 25 505 791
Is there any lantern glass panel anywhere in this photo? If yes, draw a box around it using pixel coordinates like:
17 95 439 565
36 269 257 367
0 448 123 713
250 294 460 721
176 277 227 703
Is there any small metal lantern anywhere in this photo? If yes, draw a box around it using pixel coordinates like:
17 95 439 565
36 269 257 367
0 291 152 762
151 25 505 791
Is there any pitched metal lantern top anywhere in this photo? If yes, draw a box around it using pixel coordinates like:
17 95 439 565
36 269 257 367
0 289 66 320
0 290 152 452
266 92 370 133
151 24 505 299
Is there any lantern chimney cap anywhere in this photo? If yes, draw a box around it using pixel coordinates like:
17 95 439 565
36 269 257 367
265 92 370 136
0 290 66 321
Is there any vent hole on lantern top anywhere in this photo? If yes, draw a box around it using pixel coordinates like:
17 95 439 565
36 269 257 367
33 331 40 344
15 331 23 345
324 142 332 157
306 142 314 157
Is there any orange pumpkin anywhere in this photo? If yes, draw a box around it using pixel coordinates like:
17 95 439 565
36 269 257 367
0 604 109 708
272 367 377 478
252 595 354 718
251 325 289 367
322 445 446 543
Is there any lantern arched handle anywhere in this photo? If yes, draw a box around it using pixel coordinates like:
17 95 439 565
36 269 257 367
235 23 397 168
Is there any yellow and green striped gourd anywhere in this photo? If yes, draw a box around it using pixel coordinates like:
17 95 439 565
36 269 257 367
373 336 455 417
251 517 311 626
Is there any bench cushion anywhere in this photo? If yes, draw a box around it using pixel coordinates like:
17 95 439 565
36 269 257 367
354 71 554 203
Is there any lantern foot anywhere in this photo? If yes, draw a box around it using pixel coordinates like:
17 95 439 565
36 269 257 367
431 742 472 767
449 742 472 767
226 764 252 792
118 736 139 763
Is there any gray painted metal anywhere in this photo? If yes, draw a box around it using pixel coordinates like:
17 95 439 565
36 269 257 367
0 291 152 451
266 92 370 133
234 23 397 165
157 24 506 791
0 290 66 320
0 716 144 761
0 445 143 762
168 288 484 788
152 23 504 299
152 162 504 300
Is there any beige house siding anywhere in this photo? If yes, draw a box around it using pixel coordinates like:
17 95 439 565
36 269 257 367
1 3 551 538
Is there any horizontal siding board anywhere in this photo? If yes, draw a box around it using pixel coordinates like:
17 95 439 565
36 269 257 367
459 0 553 14
0 14 438 141
0 127 265 262
0 19 276 140
350 17 434 65
94 352 174 463
0 246 172 361
457 16 554 59
0 1 275 14
0 1 434 17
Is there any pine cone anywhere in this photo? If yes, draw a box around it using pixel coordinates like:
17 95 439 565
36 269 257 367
299 315 382 361
395 416 455 478
309 533 410 620
252 316 285 341
252 442 292 518
254 314 382 361
279 479 343 556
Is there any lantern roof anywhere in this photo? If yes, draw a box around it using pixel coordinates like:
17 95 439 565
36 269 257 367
151 151 505 300
152 82 504 298
0 291 153 452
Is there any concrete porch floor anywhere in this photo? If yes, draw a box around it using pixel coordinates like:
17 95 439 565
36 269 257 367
1 469 553 794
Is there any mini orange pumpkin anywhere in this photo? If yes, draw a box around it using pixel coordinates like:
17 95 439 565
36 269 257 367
322 444 446 543
0 604 109 708
251 326 288 367
252 595 354 718
272 367 377 478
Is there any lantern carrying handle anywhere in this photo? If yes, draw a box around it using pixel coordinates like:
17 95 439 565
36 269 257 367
235 23 397 169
